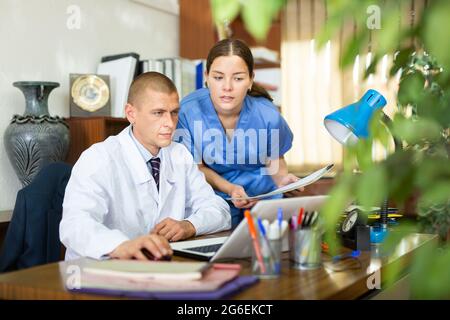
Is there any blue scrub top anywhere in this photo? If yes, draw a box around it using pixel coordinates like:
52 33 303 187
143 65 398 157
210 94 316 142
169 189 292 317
175 88 293 227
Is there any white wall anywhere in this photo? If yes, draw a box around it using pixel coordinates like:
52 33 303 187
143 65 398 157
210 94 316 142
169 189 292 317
0 0 179 210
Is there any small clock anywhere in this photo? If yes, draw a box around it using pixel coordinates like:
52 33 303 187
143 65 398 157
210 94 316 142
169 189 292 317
341 209 359 234
338 208 370 251
70 74 111 117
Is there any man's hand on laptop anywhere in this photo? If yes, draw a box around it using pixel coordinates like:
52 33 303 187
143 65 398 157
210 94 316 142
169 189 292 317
152 218 196 242
109 234 172 261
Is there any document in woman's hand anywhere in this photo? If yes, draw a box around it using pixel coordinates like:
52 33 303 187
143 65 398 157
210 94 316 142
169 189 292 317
226 164 334 201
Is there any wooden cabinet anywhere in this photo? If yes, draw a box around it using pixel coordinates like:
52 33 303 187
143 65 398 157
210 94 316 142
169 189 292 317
65 117 129 165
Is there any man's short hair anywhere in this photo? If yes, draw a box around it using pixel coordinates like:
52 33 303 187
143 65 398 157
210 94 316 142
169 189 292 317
127 72 178 106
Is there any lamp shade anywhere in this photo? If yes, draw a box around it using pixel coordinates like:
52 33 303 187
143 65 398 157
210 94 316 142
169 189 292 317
324 89 387 145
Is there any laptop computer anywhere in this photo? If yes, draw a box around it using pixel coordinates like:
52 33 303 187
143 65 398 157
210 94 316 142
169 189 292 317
170 195 328 261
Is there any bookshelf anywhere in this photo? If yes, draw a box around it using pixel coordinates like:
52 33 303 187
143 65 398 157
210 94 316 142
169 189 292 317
65 117 129 165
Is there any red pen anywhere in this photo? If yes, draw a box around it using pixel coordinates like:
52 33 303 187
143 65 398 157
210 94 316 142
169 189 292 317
297 207 304 227
244 210 266 273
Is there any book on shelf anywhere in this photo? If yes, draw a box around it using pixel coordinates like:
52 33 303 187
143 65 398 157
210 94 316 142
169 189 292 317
251 46 279 64
82 259 210 280
139 57 205 99
101 52 140 80
97 55 138 118
254 67 282 106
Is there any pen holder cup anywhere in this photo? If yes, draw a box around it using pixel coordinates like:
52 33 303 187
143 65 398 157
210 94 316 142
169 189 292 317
289 228 322 270
251 237 282 279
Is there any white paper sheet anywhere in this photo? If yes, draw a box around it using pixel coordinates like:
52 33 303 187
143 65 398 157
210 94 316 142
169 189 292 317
226 164 334 201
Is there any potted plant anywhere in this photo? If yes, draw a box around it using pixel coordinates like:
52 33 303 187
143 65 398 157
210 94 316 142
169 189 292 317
211 0 450 298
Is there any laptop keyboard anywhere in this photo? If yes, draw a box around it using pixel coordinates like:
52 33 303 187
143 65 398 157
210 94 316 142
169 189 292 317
185 243 223 253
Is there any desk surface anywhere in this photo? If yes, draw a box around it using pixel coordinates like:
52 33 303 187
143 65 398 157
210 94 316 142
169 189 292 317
0 233 436 300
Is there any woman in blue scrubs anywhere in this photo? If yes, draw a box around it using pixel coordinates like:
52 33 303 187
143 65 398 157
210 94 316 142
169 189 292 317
175 39 303 227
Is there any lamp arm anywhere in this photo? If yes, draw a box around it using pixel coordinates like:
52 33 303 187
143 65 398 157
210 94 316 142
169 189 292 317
381 112 403 151
379 112 402 230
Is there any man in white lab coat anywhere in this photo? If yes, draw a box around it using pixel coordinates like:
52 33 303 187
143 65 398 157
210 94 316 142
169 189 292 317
60 72 231 261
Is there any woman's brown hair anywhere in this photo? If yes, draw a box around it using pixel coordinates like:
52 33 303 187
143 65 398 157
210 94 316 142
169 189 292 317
206 38 273 102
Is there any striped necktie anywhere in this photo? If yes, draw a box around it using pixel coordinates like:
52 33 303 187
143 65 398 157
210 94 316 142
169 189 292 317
148 157 160 191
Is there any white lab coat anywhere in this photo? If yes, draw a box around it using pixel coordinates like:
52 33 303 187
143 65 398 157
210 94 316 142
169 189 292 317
60 126 231 260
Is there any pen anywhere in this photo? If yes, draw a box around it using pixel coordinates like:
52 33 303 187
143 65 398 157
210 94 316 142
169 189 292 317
332 250 360 262
291 215 298 230
309 211 319 227
257 217 276 272
297 207 304 228
302 211 311 228
262 219 270 234
277 208 283 237
244 210 266 273
289 216 295 231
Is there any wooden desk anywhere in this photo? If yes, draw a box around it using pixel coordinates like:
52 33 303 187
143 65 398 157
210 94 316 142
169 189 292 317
0 233 436 300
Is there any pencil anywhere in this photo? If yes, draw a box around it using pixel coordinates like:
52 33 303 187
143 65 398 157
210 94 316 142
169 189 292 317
244 210 266 273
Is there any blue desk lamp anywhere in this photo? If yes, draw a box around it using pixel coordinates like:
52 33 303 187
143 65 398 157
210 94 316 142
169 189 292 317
324 89 400 243
324 89 387 145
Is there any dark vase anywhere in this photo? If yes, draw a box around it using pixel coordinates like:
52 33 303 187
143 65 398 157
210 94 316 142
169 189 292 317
3 81 70 186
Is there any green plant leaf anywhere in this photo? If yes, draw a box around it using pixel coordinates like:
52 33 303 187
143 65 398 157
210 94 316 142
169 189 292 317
389 47 414 77
376 9 403 55
416 92 450 128
418 200 450 242
391 115 442 145
267 0 287 16
420 182 450 207
411 243 450 299
321 173 354 255
241 0 277 41
415 157 450 190
369 111 392 149
382 222 418 289
383 150 417 203
398 73 425 106
364 54 380 79
340 30 369 69
210 0 241 25
423 0 450 71
356 165 387 209
354 139 374 172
